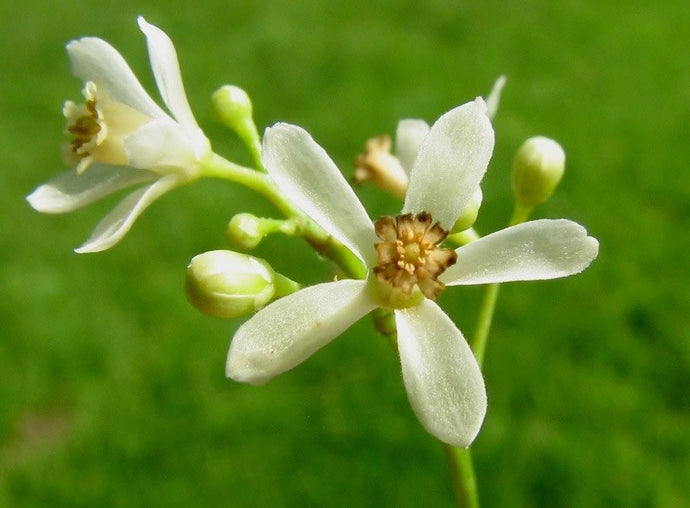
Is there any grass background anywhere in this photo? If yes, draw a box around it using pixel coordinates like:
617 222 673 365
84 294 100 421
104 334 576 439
2 0 689 506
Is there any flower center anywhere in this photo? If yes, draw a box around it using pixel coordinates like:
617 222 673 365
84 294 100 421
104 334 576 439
373 211 457 300
402 242 421 265
67 98 101 158
62 81 151 174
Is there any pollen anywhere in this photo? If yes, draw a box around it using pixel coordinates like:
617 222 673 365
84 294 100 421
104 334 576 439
373 211 457 300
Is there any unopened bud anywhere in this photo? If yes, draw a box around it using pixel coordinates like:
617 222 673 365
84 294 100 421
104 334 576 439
227 213 264 250
226 213 296 250
211 86 262 167
511 136 565 207
451 188 483 233
185 250 279 319
212 85 253 131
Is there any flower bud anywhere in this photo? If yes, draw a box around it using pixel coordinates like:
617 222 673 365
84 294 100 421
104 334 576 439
511 136 565 207
227 213 264 250
451 188 483 233
185 250 278 319
211 85 263 166
211 85 254 131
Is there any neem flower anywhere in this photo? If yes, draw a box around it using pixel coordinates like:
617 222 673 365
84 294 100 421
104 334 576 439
226 98 599 447
26 17 210 253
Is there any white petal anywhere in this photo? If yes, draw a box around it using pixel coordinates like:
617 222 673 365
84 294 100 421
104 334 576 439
124 118 198 171
403 98 494 230
67 37 166 120
262 123 377 266
75 174 180 253
395 119 429 174
485 75 507 120
395 300 486 447
26 165 157 214
441 219 599 285
226 279 375 385
137 17 199 133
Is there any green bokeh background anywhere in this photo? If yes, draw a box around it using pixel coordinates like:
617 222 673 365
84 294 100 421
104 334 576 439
2 1 689 506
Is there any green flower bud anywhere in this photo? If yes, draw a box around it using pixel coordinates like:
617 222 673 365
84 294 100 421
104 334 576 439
211 85 253 131
511 136 565 207
211 85 262 168
185 250 278 319
227 213 265 250
451 188 483 233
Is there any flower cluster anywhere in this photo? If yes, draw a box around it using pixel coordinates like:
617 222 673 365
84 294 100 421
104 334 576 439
27 18 599 449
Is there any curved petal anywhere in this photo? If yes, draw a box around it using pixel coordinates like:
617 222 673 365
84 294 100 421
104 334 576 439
67 37 166 120
395 119 429 174
395 300 486 447
262 123 377 266
26 165 157 214
75 174 180 253
124 118 198 171
137 17 199 133
441 219 599 285
226 279 376 385
403 98 494 231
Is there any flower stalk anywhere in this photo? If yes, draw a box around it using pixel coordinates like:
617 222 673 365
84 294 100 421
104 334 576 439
444 166 559 505
211 85 264 171
199 152 366 279
443 444 480 508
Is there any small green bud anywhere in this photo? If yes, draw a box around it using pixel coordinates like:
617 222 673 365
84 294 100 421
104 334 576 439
451 188 483 233
211 85 254 131
511 136 565 207
185 250 277 319
227 213 264 250
211 85 263 168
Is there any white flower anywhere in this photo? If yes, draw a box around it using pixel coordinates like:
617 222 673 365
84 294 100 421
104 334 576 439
26 17 210 253
226 98 599 447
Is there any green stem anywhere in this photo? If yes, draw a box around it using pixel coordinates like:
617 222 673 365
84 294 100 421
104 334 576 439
444 200 536 504
471 282 500 367
199 153 366 280
472 201 535 366
238 120 264 171
379 312 478 507
509 201 534 226
439 279 500 508
304 231 367 279
200 153 293 216
442 444 479 508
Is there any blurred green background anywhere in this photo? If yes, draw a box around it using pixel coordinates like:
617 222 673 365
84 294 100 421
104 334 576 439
2 0 688 506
